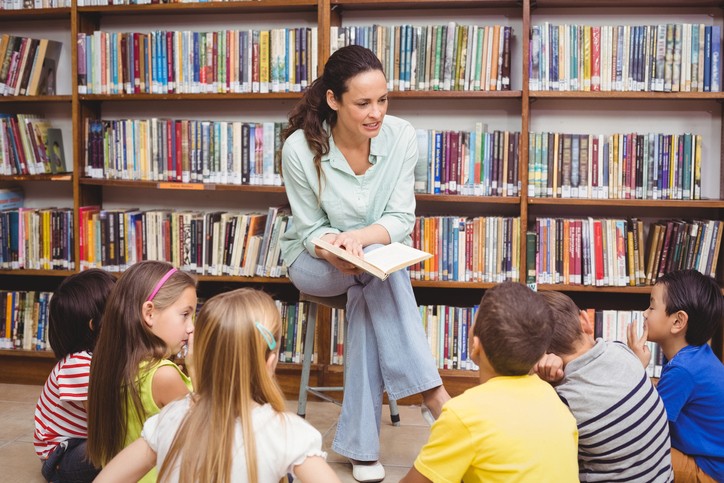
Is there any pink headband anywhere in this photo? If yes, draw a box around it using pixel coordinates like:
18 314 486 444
147 268 177 302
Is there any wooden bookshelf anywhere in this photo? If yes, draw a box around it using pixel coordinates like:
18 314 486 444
1 0 723 399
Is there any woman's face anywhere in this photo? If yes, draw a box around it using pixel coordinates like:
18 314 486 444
327 69 388 142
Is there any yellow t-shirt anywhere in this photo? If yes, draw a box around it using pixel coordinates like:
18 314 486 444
414 375 578 483
125 359 192 483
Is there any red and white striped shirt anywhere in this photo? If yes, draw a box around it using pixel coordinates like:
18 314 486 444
33 351 92 459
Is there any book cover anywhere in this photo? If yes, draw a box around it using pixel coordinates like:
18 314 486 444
45 128 67 173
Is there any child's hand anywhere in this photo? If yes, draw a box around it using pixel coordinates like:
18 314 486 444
627 321 651 369
534 353 565 384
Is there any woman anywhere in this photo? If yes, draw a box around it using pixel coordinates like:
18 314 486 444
280 45 450 483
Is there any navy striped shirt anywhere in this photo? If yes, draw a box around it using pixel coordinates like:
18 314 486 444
556 340 673 482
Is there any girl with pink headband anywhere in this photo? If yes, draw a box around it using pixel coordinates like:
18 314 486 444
87 261 197 483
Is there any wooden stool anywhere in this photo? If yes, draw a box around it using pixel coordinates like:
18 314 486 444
296 292 401 426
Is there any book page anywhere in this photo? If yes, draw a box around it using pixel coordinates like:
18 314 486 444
362 243 432 273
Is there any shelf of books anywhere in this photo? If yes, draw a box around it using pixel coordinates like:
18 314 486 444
1 0 723 397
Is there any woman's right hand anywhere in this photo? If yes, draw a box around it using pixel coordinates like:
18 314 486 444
317 233 364 275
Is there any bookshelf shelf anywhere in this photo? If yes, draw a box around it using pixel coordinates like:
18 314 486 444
531 0 722 8
77 0 317 15
529 91 724 100
78 93 304 102
536 284 654 294
0 269 75 277
411 280 497 289
196 275 291 284
0 7 71 21
0 174 71 182
416 194 520 204
389 90 522 99
78 178 288 194
528 198 724 208
0 96 72 103
332 0 520 9
0 349 54 359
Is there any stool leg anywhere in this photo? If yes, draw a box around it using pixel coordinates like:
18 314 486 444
297 302 317 418
388 397 401 427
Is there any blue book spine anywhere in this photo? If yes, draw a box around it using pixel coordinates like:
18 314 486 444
153 32 160 94
712 25 721 91
704 26 713 92
8 211 18 268
193 32 200 91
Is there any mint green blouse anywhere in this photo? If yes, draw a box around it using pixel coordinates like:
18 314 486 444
280 115 418 266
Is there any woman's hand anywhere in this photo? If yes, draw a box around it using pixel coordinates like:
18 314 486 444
318 232 364 275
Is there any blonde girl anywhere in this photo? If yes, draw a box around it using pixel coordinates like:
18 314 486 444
87 260 197 483
95 288 339 483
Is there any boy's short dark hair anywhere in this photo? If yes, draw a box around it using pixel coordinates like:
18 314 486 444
539 291 583 355
48 269 116 360
657 269 723 346
474 282 554 375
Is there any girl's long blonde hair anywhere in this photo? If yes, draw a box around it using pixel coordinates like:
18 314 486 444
87 261 197 467
158 288 286 483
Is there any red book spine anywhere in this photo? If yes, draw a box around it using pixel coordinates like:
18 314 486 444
166 120 173 181
212 32 218 91
175 121 183 182
226 30 231 93
591 26 601 91
135 218 143 262
628 134 636 199
166 32 175 94
594 220 605 285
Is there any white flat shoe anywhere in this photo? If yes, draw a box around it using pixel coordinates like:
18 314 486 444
349 460 385 482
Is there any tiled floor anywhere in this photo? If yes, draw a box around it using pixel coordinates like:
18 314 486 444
0 383 429 482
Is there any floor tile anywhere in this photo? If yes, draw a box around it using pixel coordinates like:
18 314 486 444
0 401 37 441
284 399 341 435
0 383 41 404
0 441 45 483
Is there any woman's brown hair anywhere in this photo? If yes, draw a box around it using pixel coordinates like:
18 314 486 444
282 45 384 193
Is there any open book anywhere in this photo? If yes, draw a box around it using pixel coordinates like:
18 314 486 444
312 238 432 280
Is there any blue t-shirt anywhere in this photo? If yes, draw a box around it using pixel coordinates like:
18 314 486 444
657 344 724 481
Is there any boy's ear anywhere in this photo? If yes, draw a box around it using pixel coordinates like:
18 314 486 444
142 301 155 327
471 335 482 365
671 310 689 336
579 310 595 336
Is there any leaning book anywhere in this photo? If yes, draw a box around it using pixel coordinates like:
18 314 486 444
312 238 432 281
